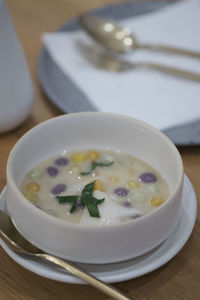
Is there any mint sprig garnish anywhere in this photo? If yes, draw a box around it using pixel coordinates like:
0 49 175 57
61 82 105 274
56 181 105 218
80 161 113 176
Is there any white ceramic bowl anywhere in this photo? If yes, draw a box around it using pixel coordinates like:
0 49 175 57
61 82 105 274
6 112 184 264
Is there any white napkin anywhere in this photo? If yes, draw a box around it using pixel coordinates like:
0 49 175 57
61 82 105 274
42 0 200 131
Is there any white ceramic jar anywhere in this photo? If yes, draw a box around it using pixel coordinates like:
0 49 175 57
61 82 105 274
0 0 34 133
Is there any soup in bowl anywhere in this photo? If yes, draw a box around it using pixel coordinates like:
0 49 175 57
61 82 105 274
6 112 184 264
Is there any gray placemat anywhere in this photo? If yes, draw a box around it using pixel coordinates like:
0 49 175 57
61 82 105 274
38 0 200 145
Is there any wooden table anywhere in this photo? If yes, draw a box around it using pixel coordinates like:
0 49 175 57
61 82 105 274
0 0 199 299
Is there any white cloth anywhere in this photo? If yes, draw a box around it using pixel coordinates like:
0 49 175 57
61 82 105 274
42 0 200 131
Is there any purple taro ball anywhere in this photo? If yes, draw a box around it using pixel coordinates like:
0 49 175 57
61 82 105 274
114 187 129 197
51 184 66 195
46 166 58 177
139 173 157 183
55 157 69 166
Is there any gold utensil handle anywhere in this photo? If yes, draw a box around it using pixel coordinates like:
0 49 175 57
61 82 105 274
138 62 200 82
38 253 132 300
140 44 200 59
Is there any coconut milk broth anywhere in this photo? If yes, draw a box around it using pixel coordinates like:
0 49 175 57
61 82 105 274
20 149 170 225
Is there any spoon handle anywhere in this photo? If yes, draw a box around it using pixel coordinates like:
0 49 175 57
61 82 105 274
137 61 200 82
36 253 132 300
139 44 200 59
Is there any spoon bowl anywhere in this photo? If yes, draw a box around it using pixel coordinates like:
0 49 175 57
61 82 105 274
78 14 136 53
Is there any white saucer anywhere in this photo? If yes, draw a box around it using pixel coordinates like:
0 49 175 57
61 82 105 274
0 175 197 284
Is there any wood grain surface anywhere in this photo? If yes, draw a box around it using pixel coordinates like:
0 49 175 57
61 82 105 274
0 0 199 299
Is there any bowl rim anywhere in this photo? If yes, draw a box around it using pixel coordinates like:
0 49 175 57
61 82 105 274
6 112 184 231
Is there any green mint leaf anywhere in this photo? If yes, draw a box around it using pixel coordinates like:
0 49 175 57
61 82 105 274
81 182 105 217
70 200 78 213
56 195 79 204
80 160 113 176
81 181 95 197
81 196 101 218
81 181 105 218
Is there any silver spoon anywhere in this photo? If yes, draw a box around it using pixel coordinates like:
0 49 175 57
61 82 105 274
0 210 132 300
78 14 200 58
